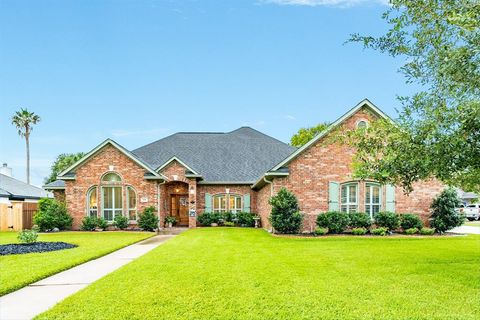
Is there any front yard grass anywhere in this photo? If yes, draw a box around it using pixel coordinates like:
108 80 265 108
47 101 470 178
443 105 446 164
38 228 479 320
0 231 153 296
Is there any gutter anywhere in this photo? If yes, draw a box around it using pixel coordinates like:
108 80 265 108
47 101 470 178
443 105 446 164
263 177 274 197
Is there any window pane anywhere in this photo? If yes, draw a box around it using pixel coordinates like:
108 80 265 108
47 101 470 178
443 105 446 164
103 187 113 209
341 186 347 203
349 186 357 203
114 187 122 209
236 197 242 210
102 173 121 182
128 188 136 209
372 186 380 204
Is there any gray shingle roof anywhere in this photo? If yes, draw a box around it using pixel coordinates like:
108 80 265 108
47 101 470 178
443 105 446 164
0 174 52 199
132 127 296 183
43 180 66 189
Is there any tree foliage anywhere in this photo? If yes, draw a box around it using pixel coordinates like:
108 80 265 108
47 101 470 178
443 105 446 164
290 122 329 147
430 188 464 233
348 0 480 193
45 152 85 184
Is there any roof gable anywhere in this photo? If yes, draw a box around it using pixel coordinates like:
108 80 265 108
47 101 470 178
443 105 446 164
270 99 392 172
58 139 166 180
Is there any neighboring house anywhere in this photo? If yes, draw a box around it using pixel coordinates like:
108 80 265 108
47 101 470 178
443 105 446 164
44 99 443 231
0 164 52 230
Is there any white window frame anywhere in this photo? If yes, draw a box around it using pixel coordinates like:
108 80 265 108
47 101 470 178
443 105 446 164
365 183 382 218
102 186 123 222
86 186 98 218
229 194 243 213
341 183 358 213
213 194 227 213
126 186 137 222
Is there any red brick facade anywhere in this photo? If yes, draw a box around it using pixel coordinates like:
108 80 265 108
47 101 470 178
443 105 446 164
255 107 444 230
55 106 443 231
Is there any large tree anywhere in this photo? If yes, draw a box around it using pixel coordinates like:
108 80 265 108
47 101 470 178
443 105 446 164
45 152 85 184
348 0 480 193
290 122 330 147
12 109 41 184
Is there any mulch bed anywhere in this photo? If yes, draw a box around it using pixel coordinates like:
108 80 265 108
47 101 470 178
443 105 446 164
0 242 77 256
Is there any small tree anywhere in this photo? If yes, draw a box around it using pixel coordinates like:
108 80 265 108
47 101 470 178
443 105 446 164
34 198 72 231
430 188 464 233
138 206 159 232
114 215 129 230
269 188 303 234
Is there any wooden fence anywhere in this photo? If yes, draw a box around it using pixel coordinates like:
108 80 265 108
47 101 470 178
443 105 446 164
0 202 38 231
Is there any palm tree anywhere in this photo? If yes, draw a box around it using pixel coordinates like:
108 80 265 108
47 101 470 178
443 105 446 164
12 108 41 184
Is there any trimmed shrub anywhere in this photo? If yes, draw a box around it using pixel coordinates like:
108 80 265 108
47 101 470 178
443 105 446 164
420 227 435 235
351 227 367 235
316 211 350 234
314 227 328 236
224 221 235 227
400 214 423 230
18 229 38 244
269 188 303 234
96 217 108 231
430 188 464 233
33 198 73 232
237 212 255 227
405 227 419 235
81 216 98 231
371 227 388 236
222 212 235 223
164 215 177 226
138 206 159 232
348 212 372 229
114 215 129 230
374 212 400 231
197 212 213 226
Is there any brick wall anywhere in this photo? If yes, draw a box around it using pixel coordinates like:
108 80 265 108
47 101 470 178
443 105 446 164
64 144 158 230
256 107 444 230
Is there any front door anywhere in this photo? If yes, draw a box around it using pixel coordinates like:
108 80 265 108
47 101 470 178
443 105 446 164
170 194 189 226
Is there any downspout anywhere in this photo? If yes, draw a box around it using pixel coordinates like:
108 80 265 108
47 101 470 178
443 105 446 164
157 181 166 231
263 176 274 197
263 176 274 233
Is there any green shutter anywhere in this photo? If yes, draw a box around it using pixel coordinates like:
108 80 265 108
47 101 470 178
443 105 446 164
328 182 339 211
385 185 396 212
205 193 212 213
243 194 251 213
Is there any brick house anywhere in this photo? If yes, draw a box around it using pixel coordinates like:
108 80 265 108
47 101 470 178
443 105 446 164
44 99 443 230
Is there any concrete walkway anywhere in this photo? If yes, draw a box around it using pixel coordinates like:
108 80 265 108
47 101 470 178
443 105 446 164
0 235 174 320
447 226 480 235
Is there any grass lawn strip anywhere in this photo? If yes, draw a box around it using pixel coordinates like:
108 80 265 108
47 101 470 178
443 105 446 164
37 228 480 320
0 231 153 296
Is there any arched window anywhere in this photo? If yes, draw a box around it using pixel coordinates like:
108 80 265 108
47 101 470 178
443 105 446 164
102 172 122 183
86 187 98 217
213 194 227 213
102 172 123 221
229 195 243 213
365 183 382 218
341 183 358 213
127 186 137 221
356 120 368 129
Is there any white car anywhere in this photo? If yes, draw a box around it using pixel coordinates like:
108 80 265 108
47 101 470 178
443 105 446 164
464 204 480 221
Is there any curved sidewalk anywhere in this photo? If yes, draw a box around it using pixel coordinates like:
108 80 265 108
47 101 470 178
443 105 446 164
0 235 174 320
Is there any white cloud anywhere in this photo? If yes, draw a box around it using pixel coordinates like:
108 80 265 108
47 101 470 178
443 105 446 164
111 128 169 138
261 0 389 7
282 115 296 121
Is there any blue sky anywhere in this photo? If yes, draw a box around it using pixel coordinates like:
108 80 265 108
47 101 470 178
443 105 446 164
0 0 412 187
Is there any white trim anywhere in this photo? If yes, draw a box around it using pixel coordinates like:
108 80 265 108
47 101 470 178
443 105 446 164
43 186 65 190
57 139 166 180
271 99 393 171
251 172 289 190
57 176 76 180
155 156 201 176
198 181 254 185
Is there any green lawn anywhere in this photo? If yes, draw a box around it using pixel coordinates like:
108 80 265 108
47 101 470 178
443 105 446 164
37 228 479 320
0 231 153 296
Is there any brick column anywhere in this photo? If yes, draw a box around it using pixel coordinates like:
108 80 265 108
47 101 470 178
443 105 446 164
188 179 197 228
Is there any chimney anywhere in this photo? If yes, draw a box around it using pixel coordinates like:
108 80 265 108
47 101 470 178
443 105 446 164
0 163 12 177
